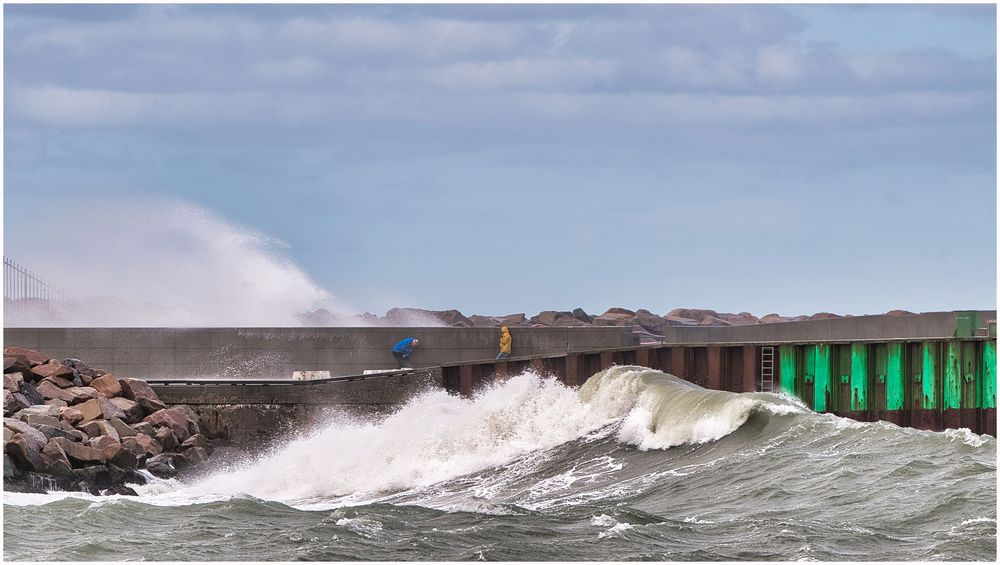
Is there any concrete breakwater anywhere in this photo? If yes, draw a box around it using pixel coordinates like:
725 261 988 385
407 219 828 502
4 347 213 494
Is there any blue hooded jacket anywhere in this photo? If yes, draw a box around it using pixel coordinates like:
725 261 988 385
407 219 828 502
392 337 417 357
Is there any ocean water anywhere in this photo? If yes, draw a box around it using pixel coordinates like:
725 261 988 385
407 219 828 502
4 366 996 561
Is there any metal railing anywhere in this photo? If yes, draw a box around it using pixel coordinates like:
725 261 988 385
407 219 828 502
3 256 66 319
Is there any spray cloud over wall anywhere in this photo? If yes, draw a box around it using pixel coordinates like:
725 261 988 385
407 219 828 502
4 198 350 327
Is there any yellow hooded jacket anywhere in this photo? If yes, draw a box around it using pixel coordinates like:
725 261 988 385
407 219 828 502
499 326 512 354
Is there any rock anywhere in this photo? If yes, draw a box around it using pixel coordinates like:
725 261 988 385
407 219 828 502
79 373 94 386
179 433 209 451
45 399 68 408
56 423 88 442
124 433 162 458
89 375 122 398
3 427 11 442
63 387 101 405
145 453 177 478
468 315 501 327
498 313 527 326
5 418 49 448
809 312 842 320
103 443 137 470
137 397 167 416
60 407 85 425
119 378 161 404
154 426 179 450
632 310 669 334
33 424 77 441
75 398 105 422
4 357 31 375
885 309 916 317
15 404 61 419
18 381 45 406
530 310 572 326
51 437 106 466
39 374 76 389
88 435 120 450
176 446 208 469
721 312 761 325
3 453 14 478
109 397 143 423
20 414 61 429
62 358 97 378
41 441 74 477
144 407 193 441
80 420 120 442
572 308 592 323
3 347 50 367
108 417 137 439
4 389 24 416
30 363 76 383
131 422 155 436
6 433 47 471
73 465 112 489
3 372 24 392
98 398 125 421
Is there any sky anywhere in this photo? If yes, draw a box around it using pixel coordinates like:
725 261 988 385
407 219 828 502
3 3 997 322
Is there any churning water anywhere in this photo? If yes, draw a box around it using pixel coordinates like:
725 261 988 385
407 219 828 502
4 366 996 561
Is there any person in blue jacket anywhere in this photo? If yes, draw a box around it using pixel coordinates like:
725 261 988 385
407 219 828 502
391 337 419 368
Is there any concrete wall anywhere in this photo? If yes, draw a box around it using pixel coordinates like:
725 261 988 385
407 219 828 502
656 311 996 344
2 326 635 380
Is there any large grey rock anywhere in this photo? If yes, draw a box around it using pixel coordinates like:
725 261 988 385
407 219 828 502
108 417 137 439
41 441 74 477
3 453 14 478
15 404 60 419
88 435 120 451
6 433 46 471
80 420 120 442
180 433 209 451
131 422 155 436
123 433 162 458
137 397 167 416
18 381 45 406
5 357 31 375
176 446 209 469
21 414 61 429
45 399 68 408
155 426 179 450
103 443 137 470
33 424 78 441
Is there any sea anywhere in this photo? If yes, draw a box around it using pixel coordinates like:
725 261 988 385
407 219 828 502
3 366 997 561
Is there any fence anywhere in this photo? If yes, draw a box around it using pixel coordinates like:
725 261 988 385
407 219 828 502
3 257 66 320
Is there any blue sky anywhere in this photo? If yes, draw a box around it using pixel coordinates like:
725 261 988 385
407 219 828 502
3 3 996 320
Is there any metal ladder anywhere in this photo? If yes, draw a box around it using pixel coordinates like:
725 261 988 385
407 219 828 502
760 346 775 392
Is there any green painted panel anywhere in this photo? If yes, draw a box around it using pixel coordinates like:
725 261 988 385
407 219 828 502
850 343 868 411
961 341 978 409
922 342 937 409
944 341 961 409
814 344 831 412
983 341 996 409
886 343 904 411
779 345 796 396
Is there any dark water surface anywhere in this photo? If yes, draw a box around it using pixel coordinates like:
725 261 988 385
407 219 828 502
4 367 996 561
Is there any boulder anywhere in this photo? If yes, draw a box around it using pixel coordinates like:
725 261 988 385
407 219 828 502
4 357 31 375
15 404 61 419
529 310 566 326
155 426 179 450
18 381 45 406
20 414 61 429
33 424 78 441
56 422 88 442
62 358 97 378
498 313 528 326
60 407 85 425
3 427 11 442
88 435 120 450
571 308 593 323
137 397 167 416
632 310 668 334
39 374 77 389
51 437 106 466
89 375 122 398
468 315 501 327
124 433 162 458
145 453 177 478
885 309 916 317
103 443 137 470
73 465 112 489
144 407 193 441
3 347 50 367
45 399 69 408
30 363 76 383
809 312 842 320
63 387 101 405
551 316 588 327
119 378 161 404
109 397 143 423
80 420 120 442
3 372 24 392
75 398 105 422
131 422 155 436
176 446 208 469
179 433 209 451
108 417 137 439
5 417 49 446
40 441 74 477
6 433 47 471
721 312 761 325
4 389 29 416
3 453 15 478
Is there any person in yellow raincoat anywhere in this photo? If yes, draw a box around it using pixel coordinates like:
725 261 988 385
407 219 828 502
496 326 512 360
